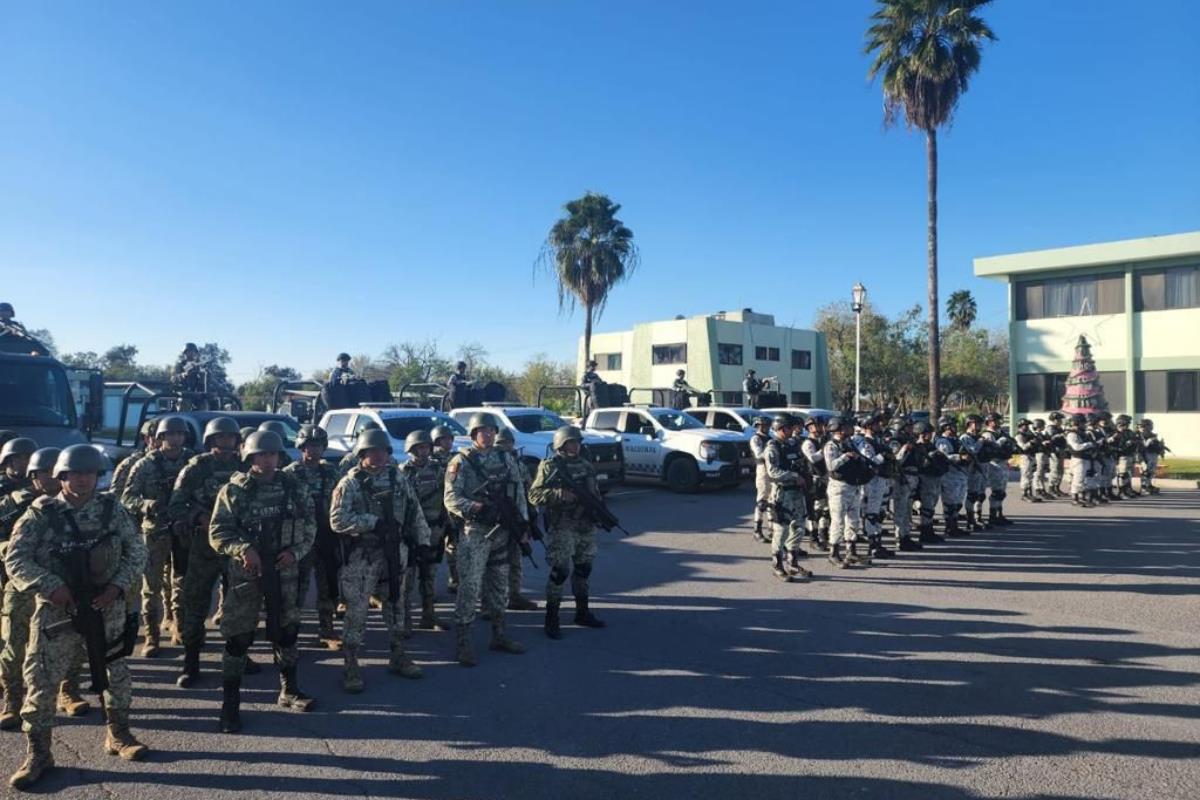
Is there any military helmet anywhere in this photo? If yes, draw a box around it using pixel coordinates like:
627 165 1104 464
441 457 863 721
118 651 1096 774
430 425 455 443
455 361 467 371
1048 410 1065 422
296 425 329 448
1016 418 1030 428
0 431 16 448
1072 413 1087 426
772 413 796 430
751 415 770 428
357 420 381 434
203 416 241 446
586 359 598 368
1033 418 1046 428
1115 414 1132 425
1098 410 1113 420
495 427 515 446
964 413 983 426
1086 412 1101 424
804 415 825 429
0 303 12 314
53 444 107 478
676 369 685 377
1 437 37 465
27 447 62 476
939 416 956 432
243 431 284 458
184 342 198 352
466 412 499 436
912 421 931 435
1138 418 1154 429
337 352 351 362
404 429 432 453
155 415 189 437
985 411 1003 424
258 420 290 439
140 418 159 438
552 425 584 451
826 416 844 433
354 428 393 456
888 417 907 432
239 426 256 440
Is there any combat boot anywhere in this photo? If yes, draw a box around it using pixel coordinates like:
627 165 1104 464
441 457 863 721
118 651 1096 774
418 597 448 632
847 540 871 566
574 594 607 627
170 620 183 646
919 523 943 544
0 684 23 730
176 646 201 688
455 627 477 667
277 666 316 711
103 709 149 760
9 729 53 789
342 646 364 693
828 543 850 569
959 509 975 534
898 536 921 552
753 519 767 543
140 631 160 658
870 537 894 560
388 643 424 679
508 593 539 612
219 680 242 733
317 608 343 649
488 618 526 654
56 678 90 716
771 552 792 582
544 600 562 640
785 550 813 579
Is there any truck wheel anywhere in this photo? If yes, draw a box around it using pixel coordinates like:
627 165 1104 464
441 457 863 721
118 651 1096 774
665 457 701 493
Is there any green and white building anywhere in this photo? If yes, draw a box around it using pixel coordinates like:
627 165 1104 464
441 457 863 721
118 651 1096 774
580 308 832 408
975 231 1200 458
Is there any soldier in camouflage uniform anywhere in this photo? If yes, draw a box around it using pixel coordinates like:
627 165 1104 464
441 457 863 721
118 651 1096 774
495 427 539 612
257 420 295 469
6 445 149 788
283 425 342 649
1 447 90 727
431 425 461 592
443 413 528 666
209 431 315 733
109 420 158 500
121 414 192 656
169 417 242 688
330 428 431 692
337 421 386 476
762 414 812 581
748 416 771 543
528 425 607 639
0 438 36 496
400 430 450 632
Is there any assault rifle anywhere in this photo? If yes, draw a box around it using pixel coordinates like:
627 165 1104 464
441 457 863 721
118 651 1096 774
374 488 406 602
482 482 539 568
256 518 284 644
60 541 111 693
544 465 631 537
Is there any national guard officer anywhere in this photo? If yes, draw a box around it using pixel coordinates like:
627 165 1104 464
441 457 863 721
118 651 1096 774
495 427 538 612
283 425 342 649
671 370 700 410
257 420 295 469
1045 411 1068 496
890 417 921 551
958 414 987 531
1015 419 1043 503
748 415 772 544
1137 418 1165 494
1112 415 1140 498
742 370 765 408
762 414 812 581
852 413 892 559
802 415 831 550
6 445 149 788
400 430 450 633
209 431 315 732
328 353 355 385
980 413 1014 525
330 429 431 692
338 420 387 476
1067 413 1097 507
443 413 528 666
528 426 607 638
1031 418 1051 499
823 417 869 568
912 421 944 545
936 417 968 537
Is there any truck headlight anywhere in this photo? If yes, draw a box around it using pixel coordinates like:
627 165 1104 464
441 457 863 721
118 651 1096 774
699 441 720 463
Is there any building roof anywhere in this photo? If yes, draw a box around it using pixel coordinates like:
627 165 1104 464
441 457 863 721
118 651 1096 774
973 231 1200 279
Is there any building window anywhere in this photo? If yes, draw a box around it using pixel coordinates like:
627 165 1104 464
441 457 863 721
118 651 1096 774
594 353 622 370
1139 370 1200 412
1016 274 1124 319
754 346 780 362
651 344 686 365
1096 371 1126 413
1136 265 1200 311
791 349 812 370
791 391 812 406
717 343 743 366
1016 372 1069 413
1168 371 1199 411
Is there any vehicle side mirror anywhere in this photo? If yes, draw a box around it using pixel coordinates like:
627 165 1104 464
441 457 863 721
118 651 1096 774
639 424 655 437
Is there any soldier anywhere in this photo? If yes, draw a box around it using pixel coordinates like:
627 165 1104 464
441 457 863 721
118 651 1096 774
110 420 158 499
338 421 385 476
330 429 431 691
400 430 450 632
1031 418 1051 499
936 417 969 537
209 431 315 732
1095 413 1121 502
257 420 294 469
431 425 461 593
742 370 765 408
980 412 1015 525
912 421 944 545
170 417 243 687
852 413 893 559
5 445 149 788
283 425 342 649
0 438 36 495
748 416 772 544
1014 419 1043 503
0 432 16 450
495 428 539 612
443 413 528 666
1137 418 1165 495
446 361 472 409
121 414 192 656
823 417 869 568
580 359 605 416
802 416 831 550
1112 415 1140 498
1044 411 1068 496
528 426 607 639
1067 414 1097 507
762 415 812 581
958 414 987 531
328 353 355 385
671 370 699 410
1084 414 1110 505
890 418 921 551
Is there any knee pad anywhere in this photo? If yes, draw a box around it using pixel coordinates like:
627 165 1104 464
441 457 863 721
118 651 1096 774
550 566 569 586
572 562 593 580
277 623 299 648
225 631 255 657
756 500 768 512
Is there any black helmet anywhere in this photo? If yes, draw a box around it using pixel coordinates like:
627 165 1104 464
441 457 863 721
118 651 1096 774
752 415 770 428
964 414 983 426
53 444 106 478
243 431 285 458
239 426 256 441
156 415 189 437
27 447 62 476
1033 418 1046 428
404 430 432 453
184 342 198 352
939 417 956 432
912 421 931 435
495 427 515 446
586 359 598 368
676 369 685 377
258 420 290 440
1016 418 1030 428
203 416 241 447
456 361 467 371
354 428 393 456
0 302 12 314
430 425 455 443
888 417 907 432
1138 418 1154 429
1086 412 1101 424
357 420 381 434
1048 410 1065 422
804 415 825 429
1116 414 1132 426
984 412 1003 424
337 352 351 362
826 416 844 433
772 413 796 430
747 369 756 375
1072 413 1087 426
1 437 37 466
466 412 499 436
296 425 329 448
552 425 584 451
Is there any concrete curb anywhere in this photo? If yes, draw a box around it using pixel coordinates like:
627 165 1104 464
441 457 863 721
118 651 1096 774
1148 477 1200 490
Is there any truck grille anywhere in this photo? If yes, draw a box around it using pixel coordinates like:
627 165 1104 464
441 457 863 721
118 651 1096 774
717 442 739 463
584 442 622 464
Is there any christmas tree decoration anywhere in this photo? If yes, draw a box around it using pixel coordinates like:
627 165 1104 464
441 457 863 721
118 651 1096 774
1061 334 1108 414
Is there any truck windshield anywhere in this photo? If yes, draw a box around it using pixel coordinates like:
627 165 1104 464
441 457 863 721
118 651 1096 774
383 414 467 440
508 411 567 434
653 411 704 431
0 359 77 428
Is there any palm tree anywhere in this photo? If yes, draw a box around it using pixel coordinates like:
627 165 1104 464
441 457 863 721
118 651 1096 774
947 289 978 331
865 0 996 418
539 192 639 367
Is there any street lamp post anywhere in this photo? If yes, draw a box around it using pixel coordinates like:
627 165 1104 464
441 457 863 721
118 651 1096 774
851 282 866 413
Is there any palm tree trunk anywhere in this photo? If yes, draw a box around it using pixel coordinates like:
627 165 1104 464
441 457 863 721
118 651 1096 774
584 302 594 372
926 128 941 419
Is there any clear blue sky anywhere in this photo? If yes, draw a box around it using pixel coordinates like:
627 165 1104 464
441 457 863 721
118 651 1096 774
2 0 1196 384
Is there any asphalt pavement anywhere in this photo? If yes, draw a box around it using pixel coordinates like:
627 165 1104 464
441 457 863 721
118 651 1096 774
2 483 1198 799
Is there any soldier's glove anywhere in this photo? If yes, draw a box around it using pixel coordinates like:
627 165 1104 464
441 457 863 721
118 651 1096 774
416 544 436 566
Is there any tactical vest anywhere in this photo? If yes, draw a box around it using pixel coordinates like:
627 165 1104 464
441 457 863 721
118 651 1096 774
830 440 874 486
43 495 121 588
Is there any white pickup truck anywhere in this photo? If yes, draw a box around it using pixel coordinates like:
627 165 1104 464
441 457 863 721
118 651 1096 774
449 404 625 490
318 405 472 465
583 405 749 491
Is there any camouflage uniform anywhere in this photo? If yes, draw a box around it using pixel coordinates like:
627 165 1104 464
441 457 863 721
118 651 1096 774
434 445 462 591
0 488 42 723
330 464 430 681
763 433 810 578
749 428 771 541
121 448 191 649
400 455 448 630
283 459 341 639
5 493 146 733
108 451 146 501
528 453 598 603
501 449 536 608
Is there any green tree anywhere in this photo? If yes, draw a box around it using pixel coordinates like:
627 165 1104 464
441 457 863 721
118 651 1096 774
237 365 301 411
814 301 927 412
941 327 1009 411
512 354 576 413
866 0 996 419
381 340 453 393
538 192 639 365
61 351 102 369
946 289 978 331
100 344 141 380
